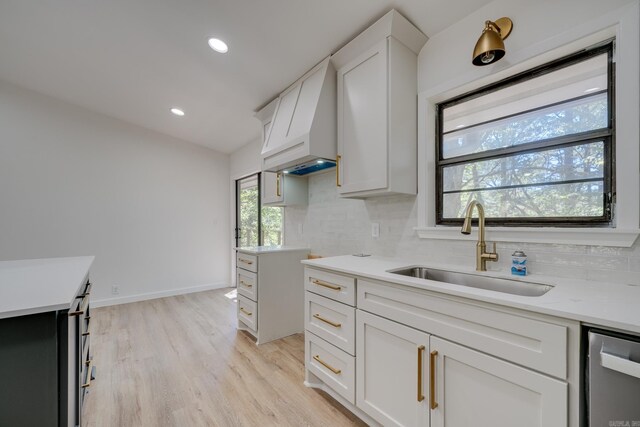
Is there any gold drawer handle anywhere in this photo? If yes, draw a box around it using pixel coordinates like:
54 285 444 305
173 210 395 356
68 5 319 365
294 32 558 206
336 155 341 187
82 360 93 388
313 313 341 328
313 354 341 375
417 345 425 402
240 280 253 288
240 307 253 316
430 350 438 409
239 258 253 265
311 279 341 291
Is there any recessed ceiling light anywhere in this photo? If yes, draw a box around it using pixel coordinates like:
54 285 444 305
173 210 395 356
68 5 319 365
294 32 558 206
170 108 185 116
208 38 228 53
455 124 466 129
317 160 325 164
584 87 600 93
283 170 289 174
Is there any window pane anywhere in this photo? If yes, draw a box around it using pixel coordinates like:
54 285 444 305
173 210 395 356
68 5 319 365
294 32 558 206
443 141 604 192
442 93 607 158
442 53 608 132
442 181 604 219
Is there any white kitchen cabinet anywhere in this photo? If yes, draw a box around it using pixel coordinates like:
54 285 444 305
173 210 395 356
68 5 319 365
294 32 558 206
430 336 567 427
235 247 309 344
332 10 427 198
302 263 580 427
262 171 307 206
356 310 430 427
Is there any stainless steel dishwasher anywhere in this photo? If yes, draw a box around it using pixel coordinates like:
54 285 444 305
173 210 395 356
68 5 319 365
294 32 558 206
588 329 640 426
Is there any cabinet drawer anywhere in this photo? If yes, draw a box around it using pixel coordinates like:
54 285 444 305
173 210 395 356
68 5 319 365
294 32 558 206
358 279 570 379
236 252 257 273
305 268 355 306
237 295 257 332
305 292 355 355
306 332 355 404
237 269 258 301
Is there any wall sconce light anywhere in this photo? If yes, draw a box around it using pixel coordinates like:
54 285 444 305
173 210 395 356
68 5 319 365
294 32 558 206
472 17 513 66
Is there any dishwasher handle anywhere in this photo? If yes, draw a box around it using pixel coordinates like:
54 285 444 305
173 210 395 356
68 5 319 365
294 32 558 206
601 351 640 379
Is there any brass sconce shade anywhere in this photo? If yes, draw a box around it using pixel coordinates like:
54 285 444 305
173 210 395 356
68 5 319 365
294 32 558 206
472 17 513 66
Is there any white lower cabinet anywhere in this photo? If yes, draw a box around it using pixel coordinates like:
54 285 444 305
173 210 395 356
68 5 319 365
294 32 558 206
356 310 430 427
303 266 578 427
430 336 567 427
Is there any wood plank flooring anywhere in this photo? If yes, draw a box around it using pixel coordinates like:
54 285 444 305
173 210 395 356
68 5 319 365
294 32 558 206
82 288 366 427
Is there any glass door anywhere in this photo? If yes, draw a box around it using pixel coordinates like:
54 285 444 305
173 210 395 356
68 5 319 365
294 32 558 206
235 173 285 248
236 174 260 247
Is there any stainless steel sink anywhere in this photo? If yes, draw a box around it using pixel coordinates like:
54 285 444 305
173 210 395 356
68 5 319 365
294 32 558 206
388 267 553 297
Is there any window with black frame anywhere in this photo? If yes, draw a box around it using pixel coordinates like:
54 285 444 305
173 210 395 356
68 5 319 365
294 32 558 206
436 42 614 226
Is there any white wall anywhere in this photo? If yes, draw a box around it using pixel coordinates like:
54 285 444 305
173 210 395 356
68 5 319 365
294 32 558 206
280 0 640 286
0 80 230 305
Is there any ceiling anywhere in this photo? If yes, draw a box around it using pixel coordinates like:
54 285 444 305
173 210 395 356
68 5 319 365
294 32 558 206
0 0 493 154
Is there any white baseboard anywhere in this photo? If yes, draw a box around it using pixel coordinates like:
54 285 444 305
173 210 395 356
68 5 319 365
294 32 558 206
92 282 229 308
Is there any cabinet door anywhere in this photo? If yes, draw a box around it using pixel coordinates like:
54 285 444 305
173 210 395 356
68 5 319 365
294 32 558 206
356 310 430 427
262 172 283 204
430 336 567 427
337 39 388 194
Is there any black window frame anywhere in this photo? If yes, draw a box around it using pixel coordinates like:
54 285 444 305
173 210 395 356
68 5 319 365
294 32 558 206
435 41 615 227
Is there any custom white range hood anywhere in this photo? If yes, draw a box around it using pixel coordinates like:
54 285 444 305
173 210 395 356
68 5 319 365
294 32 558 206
261 56 336 174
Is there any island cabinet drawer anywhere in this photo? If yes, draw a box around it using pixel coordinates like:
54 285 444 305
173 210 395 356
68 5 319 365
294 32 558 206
357 279 570 379
305 292 355 355
306 331 355 405
237 295 257 332
236 269 258 301
236 252 257 272
305 268 356 306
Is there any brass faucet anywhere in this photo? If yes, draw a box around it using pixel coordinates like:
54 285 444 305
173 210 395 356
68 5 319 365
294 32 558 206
461 200 499 271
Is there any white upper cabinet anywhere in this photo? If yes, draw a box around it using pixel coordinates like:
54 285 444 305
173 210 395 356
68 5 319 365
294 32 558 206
332 10 427 198
261 56 336 172
262 172 307 206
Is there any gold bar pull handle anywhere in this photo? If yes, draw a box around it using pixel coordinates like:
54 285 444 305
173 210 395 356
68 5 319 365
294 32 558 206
430 350 438 410
239 307 253 316
311 278 341 291
239 280 253 288
417 345 425 402
82 360 93 388
276 172 282 197
239 258 253 265
336 155 342 187
313 355 341 375
313 313 342 328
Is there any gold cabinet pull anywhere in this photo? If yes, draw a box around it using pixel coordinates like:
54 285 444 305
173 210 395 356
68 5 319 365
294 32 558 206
313 355 341 374
276 172 282 197
430 350 438 409
239 258 253 265
239 280 253 288
417 345 425 402
239 307 253 316
311 279 341 291
336 155 342 187
82 360 93 388
313 313 341 328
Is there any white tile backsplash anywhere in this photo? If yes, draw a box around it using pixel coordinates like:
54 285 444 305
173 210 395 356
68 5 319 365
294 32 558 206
285 170 640 286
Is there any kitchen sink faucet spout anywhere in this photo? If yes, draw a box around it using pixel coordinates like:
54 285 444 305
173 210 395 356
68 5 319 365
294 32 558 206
461 200 499 271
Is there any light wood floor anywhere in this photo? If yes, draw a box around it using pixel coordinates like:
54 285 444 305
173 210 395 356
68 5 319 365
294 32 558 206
82 288 366 427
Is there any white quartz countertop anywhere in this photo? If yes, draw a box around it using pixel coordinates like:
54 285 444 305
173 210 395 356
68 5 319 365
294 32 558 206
235 245 310 254
0 256 94 320
302 255 640 335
